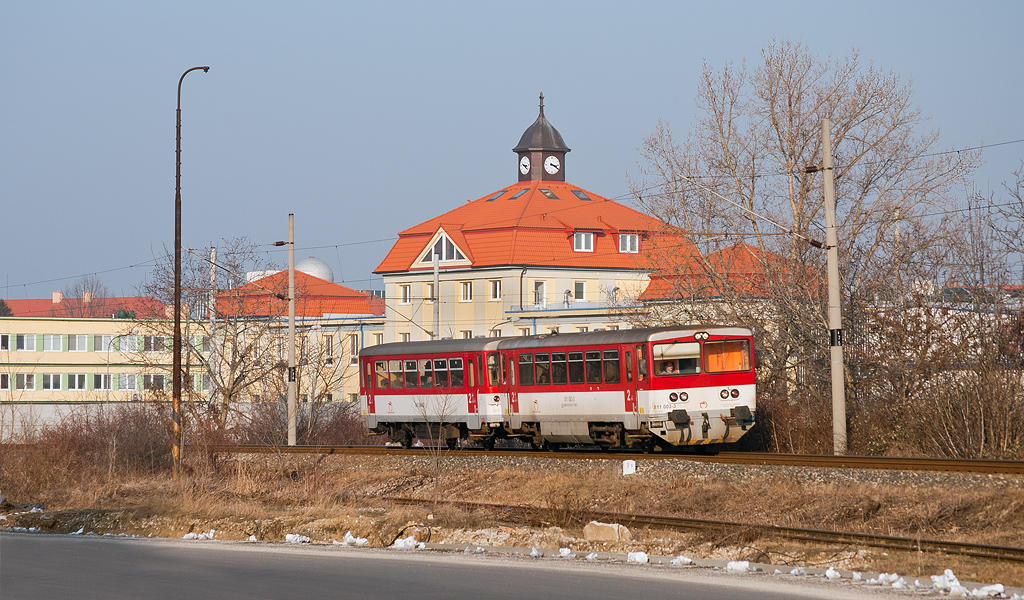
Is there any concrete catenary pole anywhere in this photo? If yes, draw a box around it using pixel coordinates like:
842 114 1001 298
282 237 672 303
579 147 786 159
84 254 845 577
821 118 847 455
287 214 297 446
208 246 217 406
433 253 440 340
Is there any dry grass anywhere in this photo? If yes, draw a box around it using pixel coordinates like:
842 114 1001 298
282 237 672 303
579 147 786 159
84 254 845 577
3 417 1024 587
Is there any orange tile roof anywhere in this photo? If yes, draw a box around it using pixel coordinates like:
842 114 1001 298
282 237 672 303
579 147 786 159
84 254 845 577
374 180 695 273
4 296 169 319
217 271 384 319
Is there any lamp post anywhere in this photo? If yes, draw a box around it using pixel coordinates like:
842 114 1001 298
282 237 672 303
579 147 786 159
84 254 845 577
173 65 209 478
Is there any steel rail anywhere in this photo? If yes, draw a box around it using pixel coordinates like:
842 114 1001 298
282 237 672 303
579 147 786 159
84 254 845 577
382 497 1024 563
197 444 1024 475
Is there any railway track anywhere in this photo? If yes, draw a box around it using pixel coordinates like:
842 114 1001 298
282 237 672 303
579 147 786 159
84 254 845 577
200 444 1024 475
383 496 1024 563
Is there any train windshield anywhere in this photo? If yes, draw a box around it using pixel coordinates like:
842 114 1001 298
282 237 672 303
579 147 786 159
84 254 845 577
704 339 752 373
653 342 701 376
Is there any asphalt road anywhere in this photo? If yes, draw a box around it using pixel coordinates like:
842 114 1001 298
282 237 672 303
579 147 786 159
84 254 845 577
0 533 894 600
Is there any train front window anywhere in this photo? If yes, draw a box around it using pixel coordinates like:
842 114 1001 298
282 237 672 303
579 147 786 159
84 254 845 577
449 358 465 387
551 352 567 384
388 359 404 388
704 339 752 373
585 350 602 384
653 342 701 376
535 353 550 385
568 351 584 384
486 353 500 386
419 359 433 388
518 353 535 386
433 358 449 387
603 350 620 383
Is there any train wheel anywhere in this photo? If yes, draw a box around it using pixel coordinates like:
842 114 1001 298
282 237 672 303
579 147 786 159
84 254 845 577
481 437 496 451
445 438 459 450
400 431 414 449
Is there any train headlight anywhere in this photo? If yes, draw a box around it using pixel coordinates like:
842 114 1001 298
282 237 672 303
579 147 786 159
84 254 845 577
730 389 740 398
720 389 729 399
669 392 678 402
679 392 688 402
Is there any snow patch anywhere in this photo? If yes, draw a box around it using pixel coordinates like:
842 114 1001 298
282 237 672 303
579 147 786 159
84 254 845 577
391 535 424 550
670 555 694 567
626 552 649 564
182 529 215 540
725 561 749 573
285 534 310 544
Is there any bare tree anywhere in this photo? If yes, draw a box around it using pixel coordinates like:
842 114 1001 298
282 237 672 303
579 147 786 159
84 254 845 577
56 275 113 318
631 39 979 453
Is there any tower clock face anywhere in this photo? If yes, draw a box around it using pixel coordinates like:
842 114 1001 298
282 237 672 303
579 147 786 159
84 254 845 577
519 155 531 175
544 155 560 174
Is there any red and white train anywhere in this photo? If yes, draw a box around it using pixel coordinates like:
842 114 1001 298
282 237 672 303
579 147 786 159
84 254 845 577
358 325 756 450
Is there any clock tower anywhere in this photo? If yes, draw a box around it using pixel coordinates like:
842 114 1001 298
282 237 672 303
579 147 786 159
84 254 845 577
514 93 570 182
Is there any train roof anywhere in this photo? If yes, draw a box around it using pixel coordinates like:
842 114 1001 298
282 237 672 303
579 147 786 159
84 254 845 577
358 325 752 358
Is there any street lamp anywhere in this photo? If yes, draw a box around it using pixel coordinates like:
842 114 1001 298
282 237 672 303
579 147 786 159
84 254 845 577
490 316 521 336
173 65 209 477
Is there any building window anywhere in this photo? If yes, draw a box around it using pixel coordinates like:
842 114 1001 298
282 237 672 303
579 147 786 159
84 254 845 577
349 334 359 365
144 374 165 392
400 285 411 305
420 235 466 263
426 283 435 304
619 233 639 253
489 280 501 301
539 188 558 199
68 374 86 390
144 336 166 352
68 335 88 352
16 373 34 390
574 281 585 302
571 189 591 201
16 334 35 351
0 334 8 350
461 330 473 339
120 336 138 352
574 232 593 252
42 373 61 390
400 333 410 343
94 374 113 391
520 328 531 337
489 329 501 338
94 335 112 353
548 327 560 334
461 282 473 302
0 373 8 390
577 326 589 333
373 333 384 346
118 374 137 391
534 281 546 307
42 335 61 352
608 325 620 330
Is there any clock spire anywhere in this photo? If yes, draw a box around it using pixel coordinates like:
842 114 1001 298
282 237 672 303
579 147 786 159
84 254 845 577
514 93 569 182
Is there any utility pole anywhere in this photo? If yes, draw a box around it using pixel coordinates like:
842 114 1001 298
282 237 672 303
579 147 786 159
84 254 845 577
287 214 297 446
432 253 440 340
822 118 847 455
208 246 217 406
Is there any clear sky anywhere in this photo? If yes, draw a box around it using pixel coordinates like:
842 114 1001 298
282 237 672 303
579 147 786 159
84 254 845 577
3 0 1022 300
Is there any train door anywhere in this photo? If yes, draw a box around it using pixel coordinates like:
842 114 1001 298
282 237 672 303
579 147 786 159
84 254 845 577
504 352 521 428
361 359 377 427
465 354 481 429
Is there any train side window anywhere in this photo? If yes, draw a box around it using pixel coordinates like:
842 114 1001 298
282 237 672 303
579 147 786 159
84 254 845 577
404 360 418 388
388 359 404 388
508 357 515 385
636 345 648 380
376 361 388 388
624 351 632 383
486 353 501 386
585 350 602 384
468 358 476 387
534 353 550 384
704 339 752 373
603 350 620 383
551 352 567 384
433 358 449 387
568 351 585 384
449 357 464 387
419 359 434 388
518 353 535 386
363 361 372 388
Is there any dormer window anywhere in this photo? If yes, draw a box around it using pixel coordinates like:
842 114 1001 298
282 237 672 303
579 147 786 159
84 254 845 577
574 232 594 252
619 233 639 253
539 189 558 199
420 235 466 263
